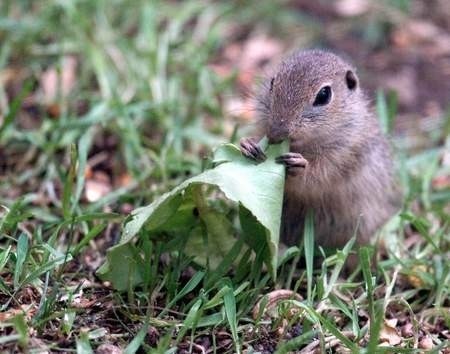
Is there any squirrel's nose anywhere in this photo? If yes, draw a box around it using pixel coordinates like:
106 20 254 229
268 122 289 144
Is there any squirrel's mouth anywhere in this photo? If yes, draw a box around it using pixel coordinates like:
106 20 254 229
268 136 284 144
289 140 302 152
289 139 310 154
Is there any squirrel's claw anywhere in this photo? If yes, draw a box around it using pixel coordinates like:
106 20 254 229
276 152 308 176
240 138 267 162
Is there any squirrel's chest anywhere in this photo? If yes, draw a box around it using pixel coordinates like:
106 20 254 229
283 162 360 226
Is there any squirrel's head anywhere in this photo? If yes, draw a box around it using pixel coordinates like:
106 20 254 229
257 49 364 145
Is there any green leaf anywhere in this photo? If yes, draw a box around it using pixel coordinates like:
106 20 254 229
72 127 95 213
73 223 107 256
239 204 272 272
158 271 205 318
96 243 143 291
304 209 314 304
376 89 398 135
224 285 240 354
0 81 32 140
62 310 76 335
62 144 77 220
315 311 357 350
184 200 238 269
0 198 27 235
275 330 318 353
0 245 11 273
14 233 28 289
12 314 28 348
322 236 355 299
124 323 148 354
204 238 245 288
20 254 70 288
99 140 288 289
76 332 93 354
175 298 203 344
360 246 383 352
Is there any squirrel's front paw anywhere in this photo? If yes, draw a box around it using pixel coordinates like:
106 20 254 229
276 152 308 176
240 137 267 162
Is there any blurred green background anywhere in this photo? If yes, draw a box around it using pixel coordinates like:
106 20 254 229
1 0 448 208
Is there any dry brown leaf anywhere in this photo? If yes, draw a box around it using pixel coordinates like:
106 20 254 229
335 0 370 17
385 318 398 328
252 289 303 320
85 173 112 202
0 305 35 322
401 322 414 337
407 264 431 288
117 173 133 187
419 335 434 350
379 319 402 346
72 298 98 309
0 309 19 322
41 55 77 104
96 344 123 354
432 175 450 190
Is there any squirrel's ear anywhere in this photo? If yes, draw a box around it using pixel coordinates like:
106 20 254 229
345 70 358 90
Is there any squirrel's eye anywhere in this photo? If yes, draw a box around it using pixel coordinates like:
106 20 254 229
313 86 332 106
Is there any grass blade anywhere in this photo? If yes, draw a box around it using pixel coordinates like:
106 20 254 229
224 285 240 354
13 233 28 289
304 209 314 304
72 223 106 256
72 127 95 213
360 247 383 352
76 332 93 354
124 323 148 354
62 144 77 220
0 81 32 140
175 298 203 344
158 270 205 318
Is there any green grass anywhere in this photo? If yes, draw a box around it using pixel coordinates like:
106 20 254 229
1 0 449 352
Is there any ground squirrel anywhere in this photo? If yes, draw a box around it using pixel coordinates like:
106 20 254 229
240 49 401 250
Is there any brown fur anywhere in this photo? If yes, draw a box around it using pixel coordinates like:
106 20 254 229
246 49 401 249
